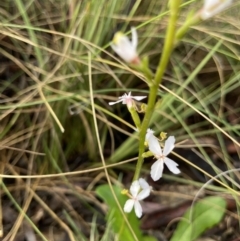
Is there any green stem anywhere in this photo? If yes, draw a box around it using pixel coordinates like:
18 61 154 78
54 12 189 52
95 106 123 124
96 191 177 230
133 58 154 84
128 107 141 130
175 14 200 42
133 0 182 181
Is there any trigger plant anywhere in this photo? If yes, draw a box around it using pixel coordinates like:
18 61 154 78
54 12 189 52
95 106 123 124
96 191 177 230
106 0 233 219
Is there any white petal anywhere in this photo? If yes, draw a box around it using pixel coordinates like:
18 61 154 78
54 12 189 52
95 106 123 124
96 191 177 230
145 128 155 142
129 180 140 197
111 43 129 62
132 96 147 101
122 93 134 106
120 93 128 98
134 201 142 218
201 0 232 19
111 43 120 53
148 136 162 156
111 36 132 53
121 94 130 105
131 27 138 49
124 199 135 213
147 128 154 134
203 0 220 10
118 36 133 50
150 160 164 181
137 188 150 200
111 35 137 62
108 99 123 105
138 178 149 189
163 136 175 156
164 157 181 174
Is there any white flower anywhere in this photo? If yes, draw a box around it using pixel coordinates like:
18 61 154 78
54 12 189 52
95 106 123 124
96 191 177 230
149 136 180 181
145 128 155 142
108 92 146 108
111 27 139 64
200 0 232 20
123 179 151 218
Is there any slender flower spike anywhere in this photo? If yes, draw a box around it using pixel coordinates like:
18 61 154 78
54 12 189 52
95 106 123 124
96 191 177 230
123 179 151 218
200 0 232 20
149 136 180 181
108 92 146 108
111 27 140 64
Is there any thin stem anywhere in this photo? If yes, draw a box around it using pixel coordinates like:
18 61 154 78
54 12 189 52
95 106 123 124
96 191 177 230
15 0 44 68
129 107 142 130
133 0 182 180
175 14 200 42
1 182 48 241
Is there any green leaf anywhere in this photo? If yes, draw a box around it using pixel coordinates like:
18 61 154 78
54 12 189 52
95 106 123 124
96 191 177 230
170 196 226 241
142 236 158 241
96 184 157 241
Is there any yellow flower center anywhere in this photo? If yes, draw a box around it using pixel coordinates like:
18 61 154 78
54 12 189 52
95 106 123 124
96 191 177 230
113 32 124 44
121 189 129 195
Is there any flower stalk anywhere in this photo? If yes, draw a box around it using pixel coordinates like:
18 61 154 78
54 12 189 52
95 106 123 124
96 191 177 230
133 0 182 181
108 0 234 220
175 0 232 43
128 107 142 130
108 92 146 131
175 14 200 43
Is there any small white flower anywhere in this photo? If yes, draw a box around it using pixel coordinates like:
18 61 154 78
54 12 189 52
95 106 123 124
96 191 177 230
149 136 180 181
111 27 139 64
145 128 155 142
108 92 146 108
200 0 232 20
123 179 151 218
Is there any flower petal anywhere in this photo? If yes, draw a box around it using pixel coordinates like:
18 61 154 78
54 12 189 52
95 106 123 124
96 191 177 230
145 128 154 142
129 180 140 197
134 200 142 218
138 178 149 189
148 136 162 156
111 35 132 52
108 99 123 105
164 157 180 174
131 27 138 49
120 93 128 98
201 0 232 19
111 32 137 63
110 43 120 54
124 199 135 213
137 188 150 200
150 160 164 181
163 136 175 156
132 96 147 101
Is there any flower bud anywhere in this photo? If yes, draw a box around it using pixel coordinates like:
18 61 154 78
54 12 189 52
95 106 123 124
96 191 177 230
200 0 232 20
111 27 140 64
